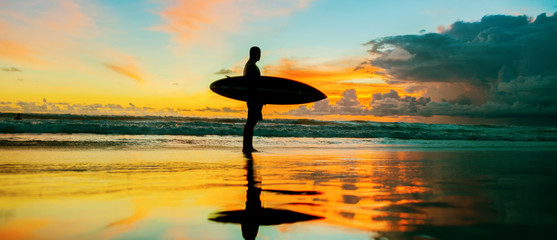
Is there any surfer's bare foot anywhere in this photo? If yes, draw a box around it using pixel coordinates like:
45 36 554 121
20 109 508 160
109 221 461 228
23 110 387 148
242 148 258 153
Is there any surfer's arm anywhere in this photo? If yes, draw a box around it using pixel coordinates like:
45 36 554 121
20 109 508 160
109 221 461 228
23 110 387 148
244 64 260 102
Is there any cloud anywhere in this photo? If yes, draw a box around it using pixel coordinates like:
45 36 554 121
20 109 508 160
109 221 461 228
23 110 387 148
40 0 95 34
0 100 247 116
0 100 182 116
335 89 365 114
287 89 368 116
103 50 152 84
287 88 557 119
153 0 313 50
195 107 243 113
1 67 21 72
0 40 49 66
263 57 378 82
0 0 95 35
105 64 143 83
214 68 235 75
288 88 428 117
0 1 98 68
361 12 557 119
262 57 387 99
369 90 432 116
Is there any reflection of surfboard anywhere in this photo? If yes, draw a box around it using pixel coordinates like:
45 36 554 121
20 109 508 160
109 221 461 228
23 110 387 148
210 76 327 105
209 208 323 225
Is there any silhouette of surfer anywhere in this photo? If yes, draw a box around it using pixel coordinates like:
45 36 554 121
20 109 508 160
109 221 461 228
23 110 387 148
243 46 263 153
14 113 22 120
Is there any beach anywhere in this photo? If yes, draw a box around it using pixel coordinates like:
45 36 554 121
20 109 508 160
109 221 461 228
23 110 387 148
3 1 557 239
2 2 557 238
1 131 556 239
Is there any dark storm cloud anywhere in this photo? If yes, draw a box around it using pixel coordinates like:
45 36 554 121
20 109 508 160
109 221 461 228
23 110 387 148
367 13 557 85
366 13 557 85
362 12 557 119
368 89 557 118
288 13 557 120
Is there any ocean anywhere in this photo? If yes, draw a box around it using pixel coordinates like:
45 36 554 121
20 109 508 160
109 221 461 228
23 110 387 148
1 113 557 239
1 113 556 148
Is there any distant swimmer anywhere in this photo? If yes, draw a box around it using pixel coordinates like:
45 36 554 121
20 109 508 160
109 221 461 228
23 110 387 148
243 46 263 153
14 113 22 120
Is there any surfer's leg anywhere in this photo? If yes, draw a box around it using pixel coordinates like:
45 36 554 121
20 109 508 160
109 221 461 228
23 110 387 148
243 115 257 153
242 124 252 153
243 121 257 152
243 103 263 153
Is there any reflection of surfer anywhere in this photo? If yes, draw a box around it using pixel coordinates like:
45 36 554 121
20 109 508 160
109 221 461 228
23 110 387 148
243 46 263 153
241 153 261 240
208 154 323 238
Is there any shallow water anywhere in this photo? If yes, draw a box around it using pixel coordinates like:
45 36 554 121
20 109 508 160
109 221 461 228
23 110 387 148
0 139 556 239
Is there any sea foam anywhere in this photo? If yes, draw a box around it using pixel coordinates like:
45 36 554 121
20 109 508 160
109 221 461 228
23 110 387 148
1 113 556 142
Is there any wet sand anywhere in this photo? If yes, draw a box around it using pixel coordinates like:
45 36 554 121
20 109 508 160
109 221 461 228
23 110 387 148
1 146 556 239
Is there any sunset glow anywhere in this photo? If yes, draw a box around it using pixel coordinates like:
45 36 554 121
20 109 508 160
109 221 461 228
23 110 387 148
2 2 557 239
1 0 556 124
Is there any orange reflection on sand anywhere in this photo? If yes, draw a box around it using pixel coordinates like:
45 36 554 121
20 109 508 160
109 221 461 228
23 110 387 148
0 148 247 239
0 147 506 239
251 149 497 233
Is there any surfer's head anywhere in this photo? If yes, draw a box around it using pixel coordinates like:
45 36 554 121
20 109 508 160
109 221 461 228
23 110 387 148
249 46 261 62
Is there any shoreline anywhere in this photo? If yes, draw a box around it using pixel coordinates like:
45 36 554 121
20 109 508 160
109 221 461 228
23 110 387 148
2 133 557 151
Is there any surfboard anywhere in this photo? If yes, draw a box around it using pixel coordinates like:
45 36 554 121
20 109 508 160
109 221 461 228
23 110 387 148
210 76 327 105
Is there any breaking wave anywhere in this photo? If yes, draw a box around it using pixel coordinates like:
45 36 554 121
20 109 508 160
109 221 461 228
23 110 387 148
1 113 556 141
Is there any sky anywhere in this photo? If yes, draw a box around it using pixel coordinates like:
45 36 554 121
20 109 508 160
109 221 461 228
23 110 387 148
1 0 556 125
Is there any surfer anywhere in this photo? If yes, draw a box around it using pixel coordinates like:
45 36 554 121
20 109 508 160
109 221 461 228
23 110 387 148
243 46 263 153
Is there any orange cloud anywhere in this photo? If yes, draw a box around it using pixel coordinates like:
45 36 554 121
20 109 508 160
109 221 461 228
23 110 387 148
263 57 377 81
1 0 95 35
157 0 227 37
262 57 406 101
0 40 49 66
105 64 143 83
40 0 95 35
0 1 97 68
256 56 425 120
153 0 313 49
103 50 148 84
